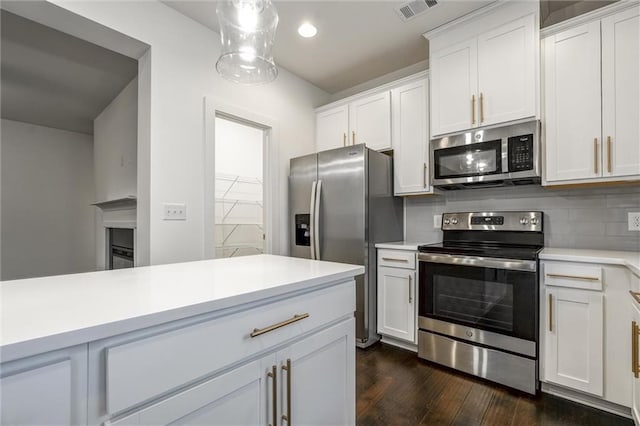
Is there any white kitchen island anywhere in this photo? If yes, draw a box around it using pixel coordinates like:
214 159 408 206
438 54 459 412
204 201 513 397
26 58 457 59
0 254 363 426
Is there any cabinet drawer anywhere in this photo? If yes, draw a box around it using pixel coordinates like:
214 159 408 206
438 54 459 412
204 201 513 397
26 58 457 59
543 262 603 290
104 282 355 415
378 249 416 269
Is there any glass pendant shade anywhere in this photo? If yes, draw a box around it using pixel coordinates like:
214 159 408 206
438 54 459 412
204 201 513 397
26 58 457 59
216 0 279 85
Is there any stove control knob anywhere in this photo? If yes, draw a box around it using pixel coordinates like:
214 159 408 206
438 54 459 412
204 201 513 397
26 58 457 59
531 217 539 225
451 218 459 225
444 218 451 225
520 217 530 225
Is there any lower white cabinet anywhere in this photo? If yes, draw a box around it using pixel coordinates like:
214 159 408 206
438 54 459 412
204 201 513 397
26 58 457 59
0 345 88 425
543 287 604 396
377 249 417 346
631 300 640 424
111 319 354 426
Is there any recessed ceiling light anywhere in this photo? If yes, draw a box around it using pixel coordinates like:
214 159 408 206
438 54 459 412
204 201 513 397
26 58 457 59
298 22 317 38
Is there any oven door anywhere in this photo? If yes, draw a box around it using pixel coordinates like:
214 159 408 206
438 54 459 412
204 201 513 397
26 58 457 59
418 254 537 344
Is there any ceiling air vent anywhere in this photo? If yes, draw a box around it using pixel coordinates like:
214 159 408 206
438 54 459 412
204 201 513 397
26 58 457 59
395 0 439 22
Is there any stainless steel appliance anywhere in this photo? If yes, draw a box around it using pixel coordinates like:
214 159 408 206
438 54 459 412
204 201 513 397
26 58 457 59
289 144 403 347
417 211 543 394
431 120 540 189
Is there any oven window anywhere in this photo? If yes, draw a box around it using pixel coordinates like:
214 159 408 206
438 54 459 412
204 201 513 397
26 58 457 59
433 274 513 332
419 262 537 341
434 139 502 179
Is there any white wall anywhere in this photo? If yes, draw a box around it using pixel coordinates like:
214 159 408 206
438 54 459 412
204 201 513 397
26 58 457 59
41 1 330 264
93 76 138 270
94 76 137 202
1 119 95 280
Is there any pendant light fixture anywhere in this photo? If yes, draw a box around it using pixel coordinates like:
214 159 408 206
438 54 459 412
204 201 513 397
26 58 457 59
216 0 279 85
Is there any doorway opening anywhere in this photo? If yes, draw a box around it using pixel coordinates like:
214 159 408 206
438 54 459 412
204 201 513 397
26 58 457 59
214 114 268 258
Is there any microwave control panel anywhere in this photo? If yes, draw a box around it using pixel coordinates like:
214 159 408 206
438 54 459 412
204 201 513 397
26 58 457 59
507 134 534 172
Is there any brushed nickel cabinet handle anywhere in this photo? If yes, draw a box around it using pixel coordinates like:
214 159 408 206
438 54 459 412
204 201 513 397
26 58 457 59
546 273 599 281
250 313 309 338
352 131 356 145
549 293 553 332
633 320 640 378
631 291 640 305
267 365 277 426
594 138 599 174
408 274 412 304
423 163 427 188
382 257 408 262
480 92 484 123
282 359 292 424
343 133 347 147
607 136 612 173
471 95 476 125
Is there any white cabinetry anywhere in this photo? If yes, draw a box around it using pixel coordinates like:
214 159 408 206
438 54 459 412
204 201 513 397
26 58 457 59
428 4 538 137
0 345 88 425
392 79 431 195
543 287 604 396
543 5 640 185
377 249 417 347
541 259 633 413
316 105 349 152
315 92 391 152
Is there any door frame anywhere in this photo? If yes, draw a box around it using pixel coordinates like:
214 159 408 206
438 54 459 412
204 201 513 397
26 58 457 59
203 97 280 259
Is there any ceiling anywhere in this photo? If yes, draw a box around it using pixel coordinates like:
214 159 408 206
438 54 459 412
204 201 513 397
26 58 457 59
1 10 138 135
164 0 494 94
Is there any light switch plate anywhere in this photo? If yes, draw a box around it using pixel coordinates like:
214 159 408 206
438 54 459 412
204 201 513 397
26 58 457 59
163 203 187 220
629 212 640 231
434 214 442 229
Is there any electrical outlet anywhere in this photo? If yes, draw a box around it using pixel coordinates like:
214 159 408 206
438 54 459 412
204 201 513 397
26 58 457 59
163 203 187 220
434 214 442 229
629 212 640 231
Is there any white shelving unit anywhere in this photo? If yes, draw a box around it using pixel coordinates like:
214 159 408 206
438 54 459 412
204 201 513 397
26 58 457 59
215 173 263 258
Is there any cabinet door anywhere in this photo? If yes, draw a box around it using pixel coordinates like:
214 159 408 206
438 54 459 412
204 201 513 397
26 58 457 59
278 318 355 426
111 355 275 426
477 14 536 126
544 21 602 182
543 287 603 396
316 105 349 152
602 7 640 178
430 38 477 136
377 266 416 343
632 301 640 424
392 79 430 195
0 346 87 425
348 91 392 150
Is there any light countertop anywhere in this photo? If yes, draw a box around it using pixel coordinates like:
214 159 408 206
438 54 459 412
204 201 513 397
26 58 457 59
540 248 640 278
0 255 364 362
375 241 438 251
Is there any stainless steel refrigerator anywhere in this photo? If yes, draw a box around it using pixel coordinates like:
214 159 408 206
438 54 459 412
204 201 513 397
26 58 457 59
289 144 403 348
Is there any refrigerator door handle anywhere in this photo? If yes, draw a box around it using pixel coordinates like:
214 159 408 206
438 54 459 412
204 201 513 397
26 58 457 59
314 180 322 260
309 180 317 260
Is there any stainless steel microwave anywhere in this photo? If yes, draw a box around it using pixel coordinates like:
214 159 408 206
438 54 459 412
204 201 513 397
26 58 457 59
431 120 541 190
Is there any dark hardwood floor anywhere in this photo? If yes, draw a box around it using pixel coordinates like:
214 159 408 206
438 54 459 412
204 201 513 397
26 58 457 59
356 343 632 426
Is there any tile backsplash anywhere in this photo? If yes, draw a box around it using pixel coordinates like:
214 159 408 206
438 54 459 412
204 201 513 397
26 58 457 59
405 184 640 252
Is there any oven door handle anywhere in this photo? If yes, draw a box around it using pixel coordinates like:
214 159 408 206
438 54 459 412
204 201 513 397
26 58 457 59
418 253 537 272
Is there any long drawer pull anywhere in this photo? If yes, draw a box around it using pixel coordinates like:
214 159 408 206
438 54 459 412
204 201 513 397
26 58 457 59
631 291 640 305
549 293 553 332
382 257 408 263
546 273 599 281
282 359 292 424
267 365 277 426
633 321 640 378
250 313 309 338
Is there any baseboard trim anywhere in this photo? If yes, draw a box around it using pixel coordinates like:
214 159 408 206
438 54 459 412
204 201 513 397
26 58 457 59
541 382 632 419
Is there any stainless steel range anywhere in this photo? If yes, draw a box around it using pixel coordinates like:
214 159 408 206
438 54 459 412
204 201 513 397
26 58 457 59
417 211 543 394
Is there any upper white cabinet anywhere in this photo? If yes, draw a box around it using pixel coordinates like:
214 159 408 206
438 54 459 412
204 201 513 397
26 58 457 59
315 91 391 152
427 2 538 137
349 91 392 151
430 39 477 136
543 4 640 185
316 104 349 152
392 79 430 195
